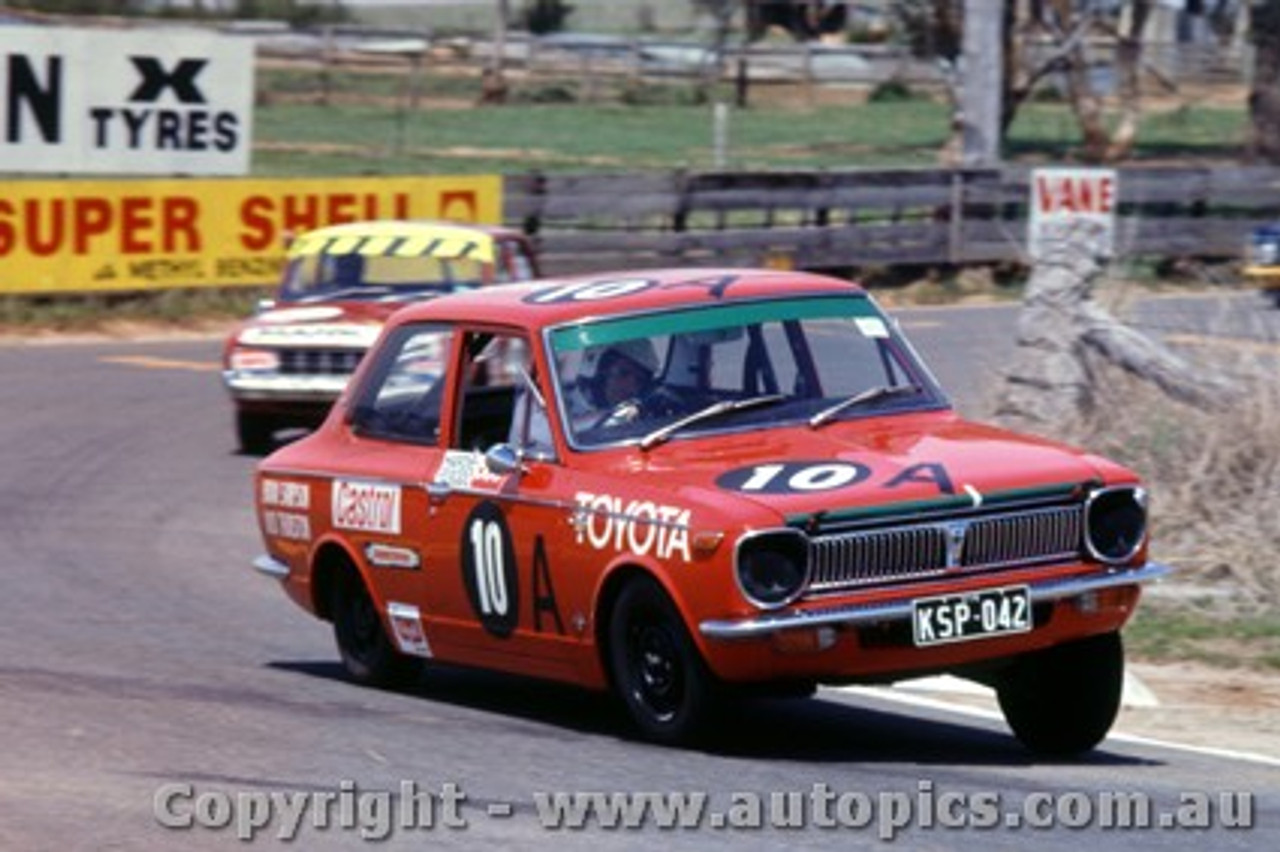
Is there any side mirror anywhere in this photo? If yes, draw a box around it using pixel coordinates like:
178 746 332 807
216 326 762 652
484 444 525 477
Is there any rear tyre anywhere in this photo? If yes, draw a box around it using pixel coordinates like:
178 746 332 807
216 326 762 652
236 410 277 455
607 577 718 744
996 631 1124 757
331 568 419 689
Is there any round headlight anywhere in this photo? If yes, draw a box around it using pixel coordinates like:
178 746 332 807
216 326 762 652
735 530 809 609
1085 486 1147 564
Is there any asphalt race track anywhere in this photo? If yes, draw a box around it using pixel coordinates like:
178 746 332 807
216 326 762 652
0 293 1276 849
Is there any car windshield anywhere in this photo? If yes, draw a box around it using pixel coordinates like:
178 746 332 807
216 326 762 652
548 294 948 450
279 252 489 302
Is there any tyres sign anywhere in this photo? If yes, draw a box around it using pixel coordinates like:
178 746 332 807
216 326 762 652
1 26 253 175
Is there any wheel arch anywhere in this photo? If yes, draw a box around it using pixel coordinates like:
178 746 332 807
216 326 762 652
310 539 364 622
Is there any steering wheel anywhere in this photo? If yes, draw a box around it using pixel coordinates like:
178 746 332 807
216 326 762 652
589 386 691 432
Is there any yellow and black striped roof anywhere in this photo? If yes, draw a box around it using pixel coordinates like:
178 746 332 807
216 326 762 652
286 221 497 262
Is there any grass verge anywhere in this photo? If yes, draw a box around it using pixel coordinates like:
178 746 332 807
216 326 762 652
1125 607 1280 672
0 288 269 337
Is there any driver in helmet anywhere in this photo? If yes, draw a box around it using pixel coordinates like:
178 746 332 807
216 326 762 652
566 338 660 429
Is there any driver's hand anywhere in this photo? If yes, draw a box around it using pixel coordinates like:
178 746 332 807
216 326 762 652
597 399 642 428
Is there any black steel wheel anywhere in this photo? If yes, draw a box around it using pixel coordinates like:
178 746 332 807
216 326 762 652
607 577 717 744
331 568 418 689
996 631 1124 757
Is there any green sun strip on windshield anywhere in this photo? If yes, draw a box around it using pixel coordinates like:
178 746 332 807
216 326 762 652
549 296 880 352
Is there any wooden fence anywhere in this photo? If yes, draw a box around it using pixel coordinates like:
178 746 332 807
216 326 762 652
504 166 1280 275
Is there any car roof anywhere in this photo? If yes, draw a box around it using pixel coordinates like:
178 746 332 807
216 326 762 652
285 220 522 262
388 267 868 331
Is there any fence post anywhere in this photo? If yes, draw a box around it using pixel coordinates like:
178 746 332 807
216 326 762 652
712 102 729 169
949 170 964 265
803 41 815 107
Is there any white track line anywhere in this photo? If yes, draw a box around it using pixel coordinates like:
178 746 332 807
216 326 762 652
833 685 1280 768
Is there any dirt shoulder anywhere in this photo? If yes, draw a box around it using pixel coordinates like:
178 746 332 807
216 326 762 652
0 319 236 346
1117 661 1280 759
889 660 1280 761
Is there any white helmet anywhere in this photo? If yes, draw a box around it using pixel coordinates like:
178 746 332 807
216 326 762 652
577 338 660 406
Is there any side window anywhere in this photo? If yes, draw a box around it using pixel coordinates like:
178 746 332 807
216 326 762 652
348 324 451 444
454 331 552 457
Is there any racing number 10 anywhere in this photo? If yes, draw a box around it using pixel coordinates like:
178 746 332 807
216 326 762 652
469 518 509 616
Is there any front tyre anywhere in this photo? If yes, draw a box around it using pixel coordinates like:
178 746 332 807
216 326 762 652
236 410 277 455
607 577 718 744
331 568 419 689
996 631 1124 757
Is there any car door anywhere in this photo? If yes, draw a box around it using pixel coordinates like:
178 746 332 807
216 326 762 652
335 320 457 661
419 327 587 683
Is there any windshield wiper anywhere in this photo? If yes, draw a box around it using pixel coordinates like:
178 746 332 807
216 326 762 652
639 394 785 451
808 384 922 429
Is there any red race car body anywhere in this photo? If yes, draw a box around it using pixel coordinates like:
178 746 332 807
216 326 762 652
252 268 1167 752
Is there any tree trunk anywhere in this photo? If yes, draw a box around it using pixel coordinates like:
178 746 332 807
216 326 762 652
1251 0 1280 163
478 1 512 104
1103 0 1151 161
997 226 1234 432
1003 0 1151 163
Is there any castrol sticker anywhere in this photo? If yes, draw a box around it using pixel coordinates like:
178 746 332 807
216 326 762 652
331 480 402 534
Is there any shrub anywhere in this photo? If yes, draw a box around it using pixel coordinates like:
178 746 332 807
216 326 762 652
867 79 918 103
522 0 574 35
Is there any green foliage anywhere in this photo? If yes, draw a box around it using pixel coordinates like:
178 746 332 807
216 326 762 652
11 0 349 26
1126 608 1280 671
233 0 350 26
9 0 147 14
0 288 268 333
619 80 708 107
891 0 961 61
867 78 918 103
509 83 580 104
522 0 574 35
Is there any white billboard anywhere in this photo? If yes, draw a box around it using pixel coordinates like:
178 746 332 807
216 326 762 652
1028 168 1118 261
0 27 253 175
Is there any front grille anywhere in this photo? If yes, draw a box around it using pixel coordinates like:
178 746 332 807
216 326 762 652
277 349 365 376
806 504 1083 593
962 508 1082 569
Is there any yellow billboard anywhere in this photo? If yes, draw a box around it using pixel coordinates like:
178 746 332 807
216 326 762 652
0 175 502 294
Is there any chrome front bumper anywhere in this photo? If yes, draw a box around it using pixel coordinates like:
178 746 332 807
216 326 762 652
223 370 350 403
699 561 1171 641
252 554 290 580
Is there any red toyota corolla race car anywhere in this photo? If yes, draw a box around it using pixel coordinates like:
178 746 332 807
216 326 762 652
251 268 1168 753
221 220 539 453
